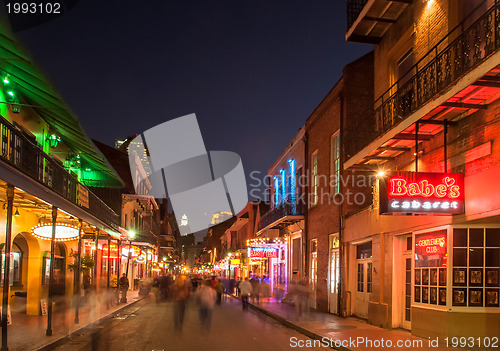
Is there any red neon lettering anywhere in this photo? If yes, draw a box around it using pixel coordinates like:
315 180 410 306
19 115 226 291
407 183 421 196
435 184 447 197
420 180 434 197
390 178 407 195
449 185 460 198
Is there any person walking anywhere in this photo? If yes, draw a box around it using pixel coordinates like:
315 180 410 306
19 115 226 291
250 275 261 304
214 278 224 305
172 275 191 332
239 277 252 310
119 273 129 303
195 280 216 336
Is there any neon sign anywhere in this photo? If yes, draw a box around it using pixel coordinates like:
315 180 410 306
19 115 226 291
414 230 448 267
31 223 79 242
249 247 278 258
380 172 464 214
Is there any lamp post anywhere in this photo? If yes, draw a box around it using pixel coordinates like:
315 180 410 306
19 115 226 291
125 230 135 280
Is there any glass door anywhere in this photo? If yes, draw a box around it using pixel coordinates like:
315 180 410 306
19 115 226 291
329 248 340 314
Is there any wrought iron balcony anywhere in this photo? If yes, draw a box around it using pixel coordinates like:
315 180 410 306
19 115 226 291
0 116 119 228
257 200 304 232
345 1 500 162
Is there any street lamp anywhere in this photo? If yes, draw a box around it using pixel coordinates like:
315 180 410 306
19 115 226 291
125 230 135 279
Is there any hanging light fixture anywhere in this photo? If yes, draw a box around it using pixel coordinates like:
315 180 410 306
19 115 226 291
14 208 20 217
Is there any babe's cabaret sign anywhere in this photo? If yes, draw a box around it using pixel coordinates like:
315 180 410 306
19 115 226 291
379 172 464 214
249 247 278 258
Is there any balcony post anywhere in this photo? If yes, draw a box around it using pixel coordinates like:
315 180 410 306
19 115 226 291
74 218 83 324
415 122 419 172
46 206 58 336
1 185 14 351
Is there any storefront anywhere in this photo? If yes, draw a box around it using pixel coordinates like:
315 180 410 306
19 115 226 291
247 238 288 295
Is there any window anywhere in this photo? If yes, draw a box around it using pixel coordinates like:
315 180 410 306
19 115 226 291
331 133 340 194
356 241 372 259
311 152 318 206
357 263 364 292
367 262 373 293
452 228 500 307
0 244 22 286
414 230 447 306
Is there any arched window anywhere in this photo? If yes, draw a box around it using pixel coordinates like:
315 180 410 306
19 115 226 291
1 243 22 286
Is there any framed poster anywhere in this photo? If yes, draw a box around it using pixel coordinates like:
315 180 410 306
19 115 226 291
439 288 447 306
422 269 429 285
430 287 438 304
439 268 447 286
485 289 499 307
415 269 421 285
430 269 437 286
469 269 483 287
414 286 421 303
453 268 467 286
486 269 499 287
42 257 51 285
422 287 429 303
469 289 483 307
452 288 466 306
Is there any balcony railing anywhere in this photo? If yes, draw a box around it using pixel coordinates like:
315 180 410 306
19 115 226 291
0 116 119 228
257 200 304 232
347 0 369 29
345 2 500 159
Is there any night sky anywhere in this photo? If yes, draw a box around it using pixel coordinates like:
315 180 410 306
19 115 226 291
14 1 370 199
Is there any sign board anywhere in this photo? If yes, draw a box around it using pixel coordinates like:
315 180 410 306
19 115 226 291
40 299 47 316
78 184 89 208
380 172 464 214
414 230 448 267
230 259 240 265
249 247 278 258
31 223 80 241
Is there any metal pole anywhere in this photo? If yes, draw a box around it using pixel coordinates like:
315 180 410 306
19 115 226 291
126 242 131 279
46 206 57 336
107 237 111 289
116 240 121 304
74 219 82 324
2 185 14 351
338 95 345 317
93 230 98 292
444 119 448 173
415 122 419 172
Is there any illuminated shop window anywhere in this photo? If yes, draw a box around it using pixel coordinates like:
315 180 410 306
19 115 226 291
452 228 500 307
414 230 447 306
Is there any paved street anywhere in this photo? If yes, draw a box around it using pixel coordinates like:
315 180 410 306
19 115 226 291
48 297 319 351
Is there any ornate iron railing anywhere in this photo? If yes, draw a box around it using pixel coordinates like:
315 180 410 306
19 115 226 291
347 0 369 30
345 1 500 160
257 200 304 232
0 116 119 228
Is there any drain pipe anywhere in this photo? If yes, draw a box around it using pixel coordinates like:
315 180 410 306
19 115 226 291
338 94 345 317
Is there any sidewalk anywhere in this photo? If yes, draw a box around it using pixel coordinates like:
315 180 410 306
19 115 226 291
239 296 464 351
7 290 145 351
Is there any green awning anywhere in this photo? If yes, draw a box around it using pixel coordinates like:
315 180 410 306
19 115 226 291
0 18 123 188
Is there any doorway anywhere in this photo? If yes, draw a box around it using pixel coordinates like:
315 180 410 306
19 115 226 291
329 248 340 314
354 241 372 319
401 236 412 330
310 239 317 308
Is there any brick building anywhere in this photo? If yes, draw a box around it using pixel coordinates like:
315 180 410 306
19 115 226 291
305 52 374 313
344 0 500 338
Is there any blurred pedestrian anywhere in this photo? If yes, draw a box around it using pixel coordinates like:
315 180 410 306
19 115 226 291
172 275 191 332
250 275 261 304
119 273 129 303
214 278 224 305
152 274 161 303
295 277 309 318
195 279 216 336
83 272 92 303
239 277 252 310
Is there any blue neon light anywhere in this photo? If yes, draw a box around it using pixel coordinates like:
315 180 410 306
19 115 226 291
273 176 279 207
288 159 296 214
280 169 286 205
